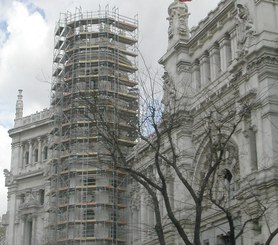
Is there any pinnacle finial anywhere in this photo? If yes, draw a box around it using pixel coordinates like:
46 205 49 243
167 0 190 48
15 89 23 119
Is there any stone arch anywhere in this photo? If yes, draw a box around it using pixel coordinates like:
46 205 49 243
193 134 240 201
33 148 39 162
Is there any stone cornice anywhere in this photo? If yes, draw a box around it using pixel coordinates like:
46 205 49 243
189 0 234 44
254 0 278 5
9 117 51 136
247 55 278 75
15 169 44 180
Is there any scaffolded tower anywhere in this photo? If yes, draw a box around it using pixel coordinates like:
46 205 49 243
48 7 138 245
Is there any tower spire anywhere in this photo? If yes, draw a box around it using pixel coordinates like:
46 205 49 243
15 89 23 119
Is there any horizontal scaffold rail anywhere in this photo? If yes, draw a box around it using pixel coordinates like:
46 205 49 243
62 16 137 32
65 44 137 58
64 58 137 73
63 74 138 87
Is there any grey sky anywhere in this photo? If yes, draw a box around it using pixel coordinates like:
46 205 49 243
0 0 220 215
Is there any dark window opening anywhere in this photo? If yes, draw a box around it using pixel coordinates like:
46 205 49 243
85 209 95 219
43 147 48 160
25 152 29 165
83 223 94 237
224 169 232 183
34 149 38 162
83 177 96 186
39 189 45 205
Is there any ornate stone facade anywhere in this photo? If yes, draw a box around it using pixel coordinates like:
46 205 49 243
3 1 278 245
130 0 278 244
3 91 50 245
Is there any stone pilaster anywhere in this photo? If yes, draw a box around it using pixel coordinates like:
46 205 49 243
200 53 210 87
219 35 232 72
209 44 221 81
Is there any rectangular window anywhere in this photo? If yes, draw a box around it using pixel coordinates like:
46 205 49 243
203 240 209 245
83 223 94 237
83 177 96 186
39 189 45 205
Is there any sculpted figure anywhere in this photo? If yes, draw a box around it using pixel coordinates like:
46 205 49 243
4 169 14 186
167 0 190 40
236 4 256 57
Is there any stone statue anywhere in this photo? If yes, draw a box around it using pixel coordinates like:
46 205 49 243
3 169 11 177
162 72 176 113
167 0 190 43
4 169 14 186
236 4 256 57
21 190 40 208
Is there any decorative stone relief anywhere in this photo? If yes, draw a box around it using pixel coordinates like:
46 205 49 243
235 4 256 58
162 72 170 111
167 0 190 41
211 144 240 203
130 183 141 210
19 190 41 209
3 169 14 186
177 64 190 74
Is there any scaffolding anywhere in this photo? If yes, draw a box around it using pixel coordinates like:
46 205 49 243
47 7 138 245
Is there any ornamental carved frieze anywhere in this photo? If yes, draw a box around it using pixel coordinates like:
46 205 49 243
177 64 190 74
247 56 278 73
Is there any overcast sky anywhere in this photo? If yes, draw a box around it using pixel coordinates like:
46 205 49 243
0 0 220 215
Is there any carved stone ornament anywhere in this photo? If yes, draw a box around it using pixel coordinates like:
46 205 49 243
177 64 190 74
235 4 256 58
161 72 176 113
167 0 190 40
130 183 141 210
19 190 40 209
3 169 14 186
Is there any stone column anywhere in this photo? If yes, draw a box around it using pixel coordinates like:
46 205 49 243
219 35 232 72
209 44 221 81
192 61 201 91
200 53 210 87
38 137 42 163
21 215 27 245
32 216 37 245
229 29 237 61
19 143 23 170
28 140 32 165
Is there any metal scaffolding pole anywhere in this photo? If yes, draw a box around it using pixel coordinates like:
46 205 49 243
47 7 138 245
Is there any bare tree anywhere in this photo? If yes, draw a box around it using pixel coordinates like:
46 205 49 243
78 64 278 245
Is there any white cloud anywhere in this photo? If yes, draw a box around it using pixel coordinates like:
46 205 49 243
0 1 52 118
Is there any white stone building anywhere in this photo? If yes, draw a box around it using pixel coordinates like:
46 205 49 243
128 0 278 244
3 8 138 245
3 0 278 245
2 89 51 244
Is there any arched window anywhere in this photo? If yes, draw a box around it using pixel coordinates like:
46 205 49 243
39 189 45 205
195 138 239 203
43 146 48 160
25 151 29 165
85 209 95 219
34 149 38 162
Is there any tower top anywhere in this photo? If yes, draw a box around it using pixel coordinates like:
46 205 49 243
168 0 189 15
167 0 190 49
